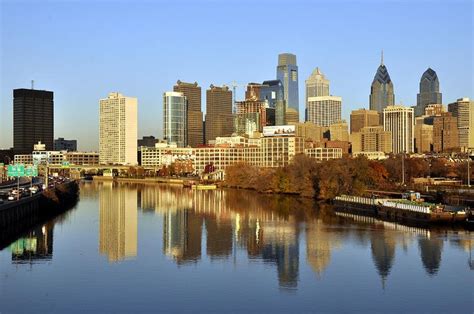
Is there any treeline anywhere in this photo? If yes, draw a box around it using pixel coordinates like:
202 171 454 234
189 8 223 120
223 154 472 200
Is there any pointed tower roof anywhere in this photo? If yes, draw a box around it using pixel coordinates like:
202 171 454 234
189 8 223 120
421 68 438 82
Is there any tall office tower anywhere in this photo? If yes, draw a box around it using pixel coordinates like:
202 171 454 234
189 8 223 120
350 126 392 154
163 91 187 147
329 120 349 142
54 138 77 151
277 53 299 115
260 80 285 125
173 81 204 147
285 108 299 125
350 109 380 133
432 112 459 153
415 68 442 116
99 182 137 262
205 85 233 143
13 88 54 153
383 105 414 154
448 98 474 150
99 92 138 165
306 67 329 100
370 52 395 119
414 117 433 153
306 96 342 127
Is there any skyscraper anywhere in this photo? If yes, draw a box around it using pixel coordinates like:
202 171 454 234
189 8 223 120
305 67 329 100
448 98 474 150
432 112 459 153
260 80 285 125
163 92 187 147
383 105 414 154
173 81 204 147
99 92 137 165
350 109 380 133
205 85 233 143
277 53 299 115
370 53 395 118
13 88 54 153
306 96 342 127
416 68 442 116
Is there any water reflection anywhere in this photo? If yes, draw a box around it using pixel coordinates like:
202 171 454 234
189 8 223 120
13 182 470 291
98 181 137 262
9 223 54 264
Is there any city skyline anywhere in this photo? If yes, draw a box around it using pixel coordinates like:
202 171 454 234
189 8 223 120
1 0 472 151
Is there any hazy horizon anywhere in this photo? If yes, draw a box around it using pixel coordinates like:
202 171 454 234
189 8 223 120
1 0 472 151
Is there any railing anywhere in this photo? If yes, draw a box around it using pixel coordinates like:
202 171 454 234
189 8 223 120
382 201 431 214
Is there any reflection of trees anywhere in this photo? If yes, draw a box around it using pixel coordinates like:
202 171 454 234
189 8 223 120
418 237 443 276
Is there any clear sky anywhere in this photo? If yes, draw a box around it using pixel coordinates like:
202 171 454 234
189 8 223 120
1 0 472 151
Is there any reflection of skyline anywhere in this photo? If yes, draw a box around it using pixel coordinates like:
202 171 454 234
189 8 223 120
99 182 137 262
306 219 341 278
10 223 54 264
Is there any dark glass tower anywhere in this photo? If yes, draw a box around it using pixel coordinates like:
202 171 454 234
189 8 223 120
369 52 395 118
13 88 54 153
276 53 299 116
415 68 442 116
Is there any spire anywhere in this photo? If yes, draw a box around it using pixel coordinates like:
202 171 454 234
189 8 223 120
381 50 384 66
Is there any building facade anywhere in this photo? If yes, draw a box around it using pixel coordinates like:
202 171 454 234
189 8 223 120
277 53 299 116
383 105 414 154
260 80 285 125
448 98 474 150
415 68 442 117
370 55 395 119
350 109 380 133
205 85 233 143
54 137 77 151
99 92 138 165
328 121 349 142
306 96 342 127
138 136 159 148
350 126 392 154
305 67 329 104
163 91 187 148
414 117 433 153
432 112 459 153
173 81 204 147
13 88 54 153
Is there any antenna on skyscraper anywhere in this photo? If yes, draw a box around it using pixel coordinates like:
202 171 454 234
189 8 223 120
31 80 35 90
381 50 384 66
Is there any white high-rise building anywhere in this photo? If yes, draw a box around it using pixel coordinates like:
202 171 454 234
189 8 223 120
383 105 414 154
99 92 138 165
163 91 187 148
306 96 342 127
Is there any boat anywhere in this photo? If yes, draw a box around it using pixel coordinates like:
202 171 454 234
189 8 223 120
333 193 468 224
191 184 217 190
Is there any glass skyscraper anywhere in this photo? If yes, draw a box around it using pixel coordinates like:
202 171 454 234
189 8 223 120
415 68 442 116
163 91 187 147
370 53 395 118
276 53 299 116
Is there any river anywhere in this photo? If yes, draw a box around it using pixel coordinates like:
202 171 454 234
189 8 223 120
1 181 472 313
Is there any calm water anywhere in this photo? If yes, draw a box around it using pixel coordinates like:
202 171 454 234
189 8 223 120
1 182 473 313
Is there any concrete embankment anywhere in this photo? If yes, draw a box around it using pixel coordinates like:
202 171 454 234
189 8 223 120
93 176 185 185
0 181 79 250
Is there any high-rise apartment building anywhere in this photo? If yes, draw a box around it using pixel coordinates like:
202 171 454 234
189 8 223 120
99 92 137 165
370 53 395 119
432 112 459 153
205 85 233 143
414 117 433 153
277 53 299 115
350 109 380 133
173 81 204 147
448 98 474 150
163 91 187 148
306 96 342 127
383 105 414 154
350 126 392 154
415 68 442 117
13 88 54 153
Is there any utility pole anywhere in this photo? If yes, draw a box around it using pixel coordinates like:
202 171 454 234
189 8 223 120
401 151 405 186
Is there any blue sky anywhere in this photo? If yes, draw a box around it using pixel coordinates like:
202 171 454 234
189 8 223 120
1 0 472 151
